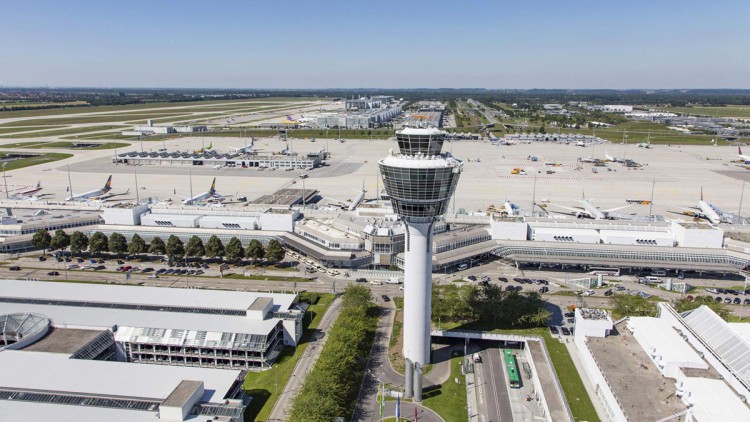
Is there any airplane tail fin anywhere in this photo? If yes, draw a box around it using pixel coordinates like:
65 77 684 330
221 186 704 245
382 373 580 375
210 177 216 194
36 181 41 188
700 186 704 201
104 175 112 190
740 147 743 155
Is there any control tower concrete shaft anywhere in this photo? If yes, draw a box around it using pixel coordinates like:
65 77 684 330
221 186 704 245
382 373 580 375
378 127 462 365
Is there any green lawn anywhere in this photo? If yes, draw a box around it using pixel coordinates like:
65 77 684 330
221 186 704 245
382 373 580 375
0 125 126 139
539 331 600 422
422 351 468 422
0 152 73 170
0 125 67 134
554 120 714 145
242 292 335 421
661 105 750 119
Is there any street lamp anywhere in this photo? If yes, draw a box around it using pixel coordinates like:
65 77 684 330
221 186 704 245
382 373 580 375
2 162 8 199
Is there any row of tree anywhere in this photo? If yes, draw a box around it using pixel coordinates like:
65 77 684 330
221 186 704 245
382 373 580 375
289 285 379 422
432 284 552 328
31 229 285 263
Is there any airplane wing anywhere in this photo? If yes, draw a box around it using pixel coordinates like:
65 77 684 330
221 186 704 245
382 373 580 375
670 207 706 218
547 203 585 214
602 204 632 213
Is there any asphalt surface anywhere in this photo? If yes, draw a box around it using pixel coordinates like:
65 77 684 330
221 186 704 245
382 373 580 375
267 297 343 422
476 345 513 422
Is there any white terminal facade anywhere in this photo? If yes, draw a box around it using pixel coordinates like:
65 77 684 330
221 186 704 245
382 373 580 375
379 128 463 370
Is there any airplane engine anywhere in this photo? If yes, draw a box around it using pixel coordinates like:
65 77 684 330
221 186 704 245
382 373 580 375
576 212 585 219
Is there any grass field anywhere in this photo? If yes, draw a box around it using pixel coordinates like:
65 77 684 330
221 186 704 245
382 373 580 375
0 101 88 110
0 98 318 119
0 125 126 139
0 125 67 134
242 292 335 421
661 105 750 118
555 120 715 145
0 141 129 150
422 350 469 422
0 152 73 171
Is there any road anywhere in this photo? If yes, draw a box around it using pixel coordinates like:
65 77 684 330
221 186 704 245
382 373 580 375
475 345 513 422
267 297 343 422
353 299 446 422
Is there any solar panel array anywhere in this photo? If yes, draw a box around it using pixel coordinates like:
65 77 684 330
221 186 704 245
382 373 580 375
0 297 245 316
0 388 160 412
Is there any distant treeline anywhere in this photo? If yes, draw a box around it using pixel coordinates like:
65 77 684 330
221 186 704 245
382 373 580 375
3 87 750 110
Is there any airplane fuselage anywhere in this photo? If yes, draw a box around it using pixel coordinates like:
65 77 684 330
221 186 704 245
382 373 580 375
698 200 722 225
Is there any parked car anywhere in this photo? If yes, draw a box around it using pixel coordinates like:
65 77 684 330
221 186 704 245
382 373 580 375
498 277 508 282
567 318 575 324
355 278 368 283
370 280 383 285
706 288 719 294
744 298 750 305
604 289 614 296
94 265 106 270
381 295 390 302
561 327 571 336
47 271 60 276
615 285 627 291
467 275 477 281
715 296 724 302
583 290 595 296
68 264 79 269
38 256 47 261
538 286 549 293
564 312 575 318
505 285 515 292
549 326 559 335
9 266 21 271
734 297 742 305
724 298 732 304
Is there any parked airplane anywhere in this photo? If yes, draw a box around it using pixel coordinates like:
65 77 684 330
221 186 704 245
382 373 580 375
281 115 315 126
67 175 129 201
180 178 226 205
10 181 43 199
604 149 623 163
233 138 257 154
676 188 723 225
737 147 750 164
324 181 367 211
638 140 653 149
549 192 631 220
502 200 520 216
575 141 586 147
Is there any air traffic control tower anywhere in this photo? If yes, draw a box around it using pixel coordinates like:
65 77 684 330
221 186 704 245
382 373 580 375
379 127 462 399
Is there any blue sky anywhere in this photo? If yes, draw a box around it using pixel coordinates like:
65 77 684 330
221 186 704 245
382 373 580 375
1 0 748 89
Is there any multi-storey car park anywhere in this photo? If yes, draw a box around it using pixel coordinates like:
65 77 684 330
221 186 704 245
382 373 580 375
0 280 305 369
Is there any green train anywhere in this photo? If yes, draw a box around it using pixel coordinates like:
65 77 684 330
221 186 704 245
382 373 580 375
503 349 521 388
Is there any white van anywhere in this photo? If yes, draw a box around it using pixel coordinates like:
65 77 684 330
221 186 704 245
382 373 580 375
457 263 469 271
645 276 661 283
651 271 667 277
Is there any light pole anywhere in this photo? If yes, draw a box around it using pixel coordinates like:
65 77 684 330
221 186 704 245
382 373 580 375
2 162 8 199
133 163 140 204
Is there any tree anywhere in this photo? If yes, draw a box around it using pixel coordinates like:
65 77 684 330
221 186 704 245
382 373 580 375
166 235 185 260
128 233 147 255
185 236 205 258
88 232 109 255
245 239 265 262
50 229 71 251
265 239 285 264
224 237 244 262
148 236 166 255
108 233 127 254
31 229 52 253
70 231 89 256
205 235 224 259
675 295 730 321
610 293 657 318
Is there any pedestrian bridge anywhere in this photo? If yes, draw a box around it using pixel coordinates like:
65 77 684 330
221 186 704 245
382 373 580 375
431 329 532 343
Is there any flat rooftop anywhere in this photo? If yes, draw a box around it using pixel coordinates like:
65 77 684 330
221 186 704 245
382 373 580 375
0 350 238 403
252 188 318 205
587 328 686 420
22 327 105 355
0 279 296 335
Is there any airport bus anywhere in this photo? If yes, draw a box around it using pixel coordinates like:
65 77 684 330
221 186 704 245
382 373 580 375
587 267 620 277
503 349 521 389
